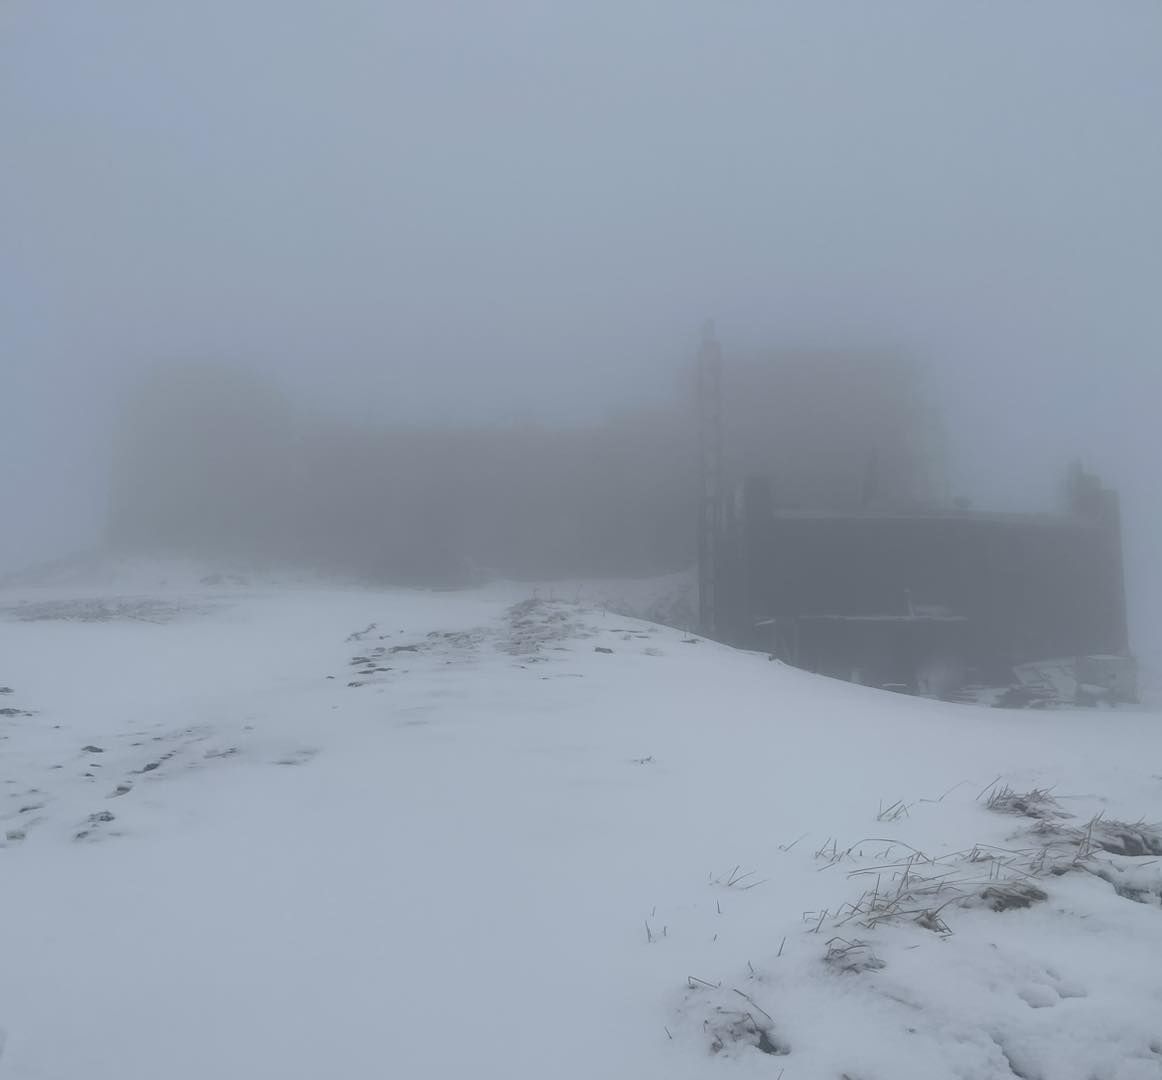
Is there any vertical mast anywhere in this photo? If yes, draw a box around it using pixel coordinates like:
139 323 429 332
697 320 724 637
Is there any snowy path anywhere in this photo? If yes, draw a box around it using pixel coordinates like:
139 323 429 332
2 580 1162 1078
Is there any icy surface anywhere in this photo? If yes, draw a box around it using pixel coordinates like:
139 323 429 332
1 572 1161 1079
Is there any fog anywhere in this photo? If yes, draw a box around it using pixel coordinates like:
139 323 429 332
3 2 1160 648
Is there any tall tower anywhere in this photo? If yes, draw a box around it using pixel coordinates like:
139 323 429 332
697 320 724 637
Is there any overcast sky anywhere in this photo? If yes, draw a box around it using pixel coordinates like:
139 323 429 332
3 1 1161 638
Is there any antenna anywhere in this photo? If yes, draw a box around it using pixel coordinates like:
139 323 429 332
697 320 724 637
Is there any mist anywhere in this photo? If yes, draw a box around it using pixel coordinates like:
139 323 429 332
4 1 1160 648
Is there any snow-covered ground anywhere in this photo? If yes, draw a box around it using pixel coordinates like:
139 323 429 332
2 568 1162 1079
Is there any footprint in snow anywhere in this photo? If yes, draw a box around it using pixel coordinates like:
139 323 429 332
272 748 318 767
74 810 117 842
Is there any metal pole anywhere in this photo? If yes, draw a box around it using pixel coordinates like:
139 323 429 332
697 320 723 637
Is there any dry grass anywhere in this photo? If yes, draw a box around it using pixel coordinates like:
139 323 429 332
981 783 1068 820
823 937 886 973
831 838 1064 935
876 799 910 823
712 865 769 891
827 802 1162 938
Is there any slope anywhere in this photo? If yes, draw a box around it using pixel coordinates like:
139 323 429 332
1 578 1160 1079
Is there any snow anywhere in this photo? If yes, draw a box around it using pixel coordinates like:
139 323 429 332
1 570 1161 1079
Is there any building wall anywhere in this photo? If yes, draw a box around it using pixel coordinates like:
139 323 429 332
741 512 1128 681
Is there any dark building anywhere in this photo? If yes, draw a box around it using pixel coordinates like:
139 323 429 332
708 464 1135 703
